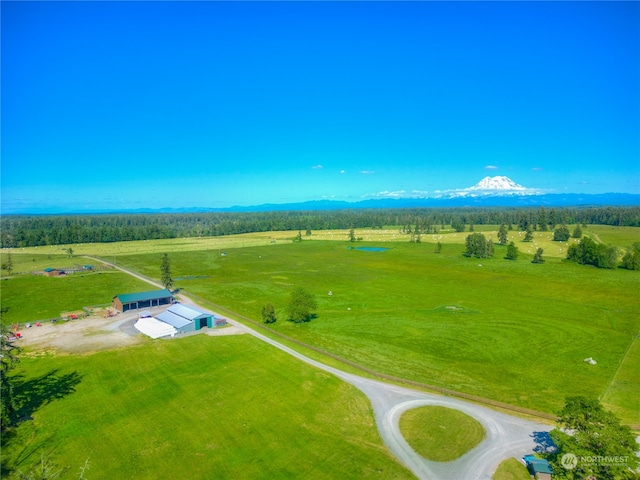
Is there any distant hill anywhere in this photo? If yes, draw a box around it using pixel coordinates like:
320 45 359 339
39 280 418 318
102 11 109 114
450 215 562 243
62 192 639 215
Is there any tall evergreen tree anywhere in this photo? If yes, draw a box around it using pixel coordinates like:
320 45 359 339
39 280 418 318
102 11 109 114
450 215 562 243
1 312 20 432
2 252 12 276
498 224 508 245
532 248 545 264
538 207 548 231
160 253 173 290
523 225 534 242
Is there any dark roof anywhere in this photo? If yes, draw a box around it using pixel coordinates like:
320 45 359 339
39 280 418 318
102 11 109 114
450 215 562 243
528 459 553 474
115 289 173 304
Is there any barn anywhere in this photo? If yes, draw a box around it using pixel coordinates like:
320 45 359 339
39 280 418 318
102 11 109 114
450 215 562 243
112 289 174 312
155 303 215 334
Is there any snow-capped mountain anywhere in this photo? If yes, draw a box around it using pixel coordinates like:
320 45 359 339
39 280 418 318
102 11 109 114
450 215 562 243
444 176 536 198
469 176 527 191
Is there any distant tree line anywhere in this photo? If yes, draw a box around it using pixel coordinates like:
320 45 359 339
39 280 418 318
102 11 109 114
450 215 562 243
2 206 640 248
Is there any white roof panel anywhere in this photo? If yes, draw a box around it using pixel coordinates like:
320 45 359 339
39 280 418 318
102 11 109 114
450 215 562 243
134 317 177 339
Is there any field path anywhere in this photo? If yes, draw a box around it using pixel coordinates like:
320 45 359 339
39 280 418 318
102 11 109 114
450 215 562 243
85 256 551 479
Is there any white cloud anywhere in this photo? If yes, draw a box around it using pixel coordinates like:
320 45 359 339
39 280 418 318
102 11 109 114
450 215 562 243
360 170 375 175
484 165 499 170
363 189 429 199
311 164 323 170
532 167 544 171
340 170 346 174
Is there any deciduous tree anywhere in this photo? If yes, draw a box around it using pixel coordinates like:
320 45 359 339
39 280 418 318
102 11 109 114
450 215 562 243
505 241 518 260
287 287 317 323
554 225 571 242
621 242 640 270
464 233 492 258
261 303 277 324
545 397 639 479
572 225 583 239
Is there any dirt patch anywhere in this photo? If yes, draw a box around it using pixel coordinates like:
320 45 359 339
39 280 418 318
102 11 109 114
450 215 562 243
17 311 143 354
17 307 245 354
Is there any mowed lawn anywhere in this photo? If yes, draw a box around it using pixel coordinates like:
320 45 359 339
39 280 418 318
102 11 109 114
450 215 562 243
115 240 640 422
3 335 412 480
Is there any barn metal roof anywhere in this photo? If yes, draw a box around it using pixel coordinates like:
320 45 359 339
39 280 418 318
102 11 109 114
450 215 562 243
115 289 173 304
154 304 212 329
155 311 192 329
168 303 210 320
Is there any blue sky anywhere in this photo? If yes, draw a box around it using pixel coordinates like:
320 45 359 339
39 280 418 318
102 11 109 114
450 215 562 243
2 1 639 213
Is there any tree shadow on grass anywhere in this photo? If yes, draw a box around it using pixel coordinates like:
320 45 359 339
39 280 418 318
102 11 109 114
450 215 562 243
1 370 83 477
10 369 83 426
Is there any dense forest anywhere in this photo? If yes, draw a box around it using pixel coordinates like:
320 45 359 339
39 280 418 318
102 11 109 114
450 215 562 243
1 206 639 248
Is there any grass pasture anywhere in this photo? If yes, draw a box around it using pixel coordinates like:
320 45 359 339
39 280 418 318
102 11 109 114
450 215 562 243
399 406 485 462
0 269 154 325
2 335 412 480
108 238 640 422
6 224 636 263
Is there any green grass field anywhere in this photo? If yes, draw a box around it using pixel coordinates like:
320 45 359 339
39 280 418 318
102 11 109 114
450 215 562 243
2 228 639 424
2 335 412 480
6 224 637 260
492 458 531 480
105 237 640 422
399 406 485 462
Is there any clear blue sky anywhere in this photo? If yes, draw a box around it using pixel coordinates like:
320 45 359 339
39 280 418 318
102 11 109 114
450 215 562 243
2 1 639 213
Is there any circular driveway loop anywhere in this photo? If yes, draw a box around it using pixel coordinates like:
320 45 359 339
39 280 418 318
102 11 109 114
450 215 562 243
231 321 551 480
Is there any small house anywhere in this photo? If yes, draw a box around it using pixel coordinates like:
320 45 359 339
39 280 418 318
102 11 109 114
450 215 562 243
43 268 65 277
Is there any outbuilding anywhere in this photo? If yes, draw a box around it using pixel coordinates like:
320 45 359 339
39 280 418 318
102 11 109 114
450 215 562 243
155 303 215 334
112 289 174 312
43 268 65 277
526 458 553 480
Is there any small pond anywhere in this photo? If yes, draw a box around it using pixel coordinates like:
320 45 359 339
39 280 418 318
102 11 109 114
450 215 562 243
350 247 388 252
